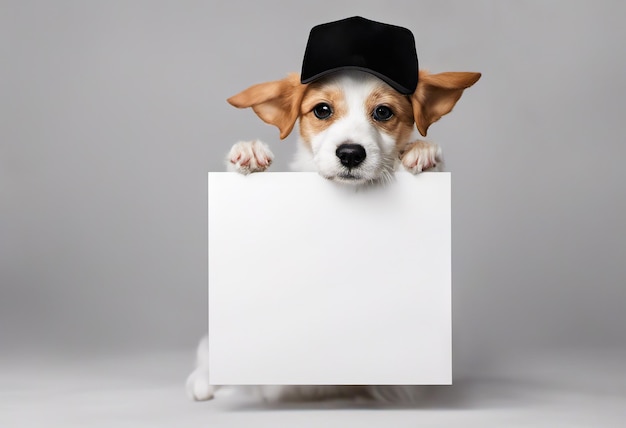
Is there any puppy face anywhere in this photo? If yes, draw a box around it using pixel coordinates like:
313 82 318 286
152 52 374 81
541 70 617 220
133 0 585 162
227 70 481 184
299 71 414 184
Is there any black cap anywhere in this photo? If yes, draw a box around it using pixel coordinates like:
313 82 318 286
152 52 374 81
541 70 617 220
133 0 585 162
301 17 419 94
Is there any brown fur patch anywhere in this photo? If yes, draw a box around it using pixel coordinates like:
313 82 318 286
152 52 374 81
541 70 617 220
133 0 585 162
227 73 307 140
298 81 348 147
365 86 415 148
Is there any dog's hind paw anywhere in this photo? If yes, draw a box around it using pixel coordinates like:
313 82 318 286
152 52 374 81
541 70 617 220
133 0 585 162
400 140 443 173
226 140 273 174
186 366 217 401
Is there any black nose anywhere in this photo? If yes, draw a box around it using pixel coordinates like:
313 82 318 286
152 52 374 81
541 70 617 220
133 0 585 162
336 144 366 168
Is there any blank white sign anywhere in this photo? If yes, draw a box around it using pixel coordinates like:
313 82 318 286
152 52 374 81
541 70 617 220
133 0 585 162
208 172 451 385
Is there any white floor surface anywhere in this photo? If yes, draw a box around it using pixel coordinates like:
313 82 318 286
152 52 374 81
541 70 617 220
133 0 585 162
1 349 625 428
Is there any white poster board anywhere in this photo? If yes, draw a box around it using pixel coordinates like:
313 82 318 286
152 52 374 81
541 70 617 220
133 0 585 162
208 172 451 385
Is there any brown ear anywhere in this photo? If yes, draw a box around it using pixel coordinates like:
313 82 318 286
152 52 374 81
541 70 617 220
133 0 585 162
411 70 481 136
227 73 307 140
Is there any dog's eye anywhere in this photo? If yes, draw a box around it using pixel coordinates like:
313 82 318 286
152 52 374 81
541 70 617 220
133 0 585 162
313 103 333 120
372 105 394 122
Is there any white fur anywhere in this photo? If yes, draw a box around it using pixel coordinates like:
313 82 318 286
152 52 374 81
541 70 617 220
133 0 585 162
186 336 218 400
192 71 443 404
402 141 444 173
226 140 274 174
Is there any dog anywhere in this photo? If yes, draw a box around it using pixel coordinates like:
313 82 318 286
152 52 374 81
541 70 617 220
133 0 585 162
186 67 480 403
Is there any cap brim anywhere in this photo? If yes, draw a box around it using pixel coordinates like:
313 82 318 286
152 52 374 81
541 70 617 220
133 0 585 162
301 66 414 95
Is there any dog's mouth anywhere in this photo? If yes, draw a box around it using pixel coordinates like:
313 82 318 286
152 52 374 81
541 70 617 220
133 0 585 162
337 172 361 181
321 167 395 187
325 171 359 180
321 171 371 185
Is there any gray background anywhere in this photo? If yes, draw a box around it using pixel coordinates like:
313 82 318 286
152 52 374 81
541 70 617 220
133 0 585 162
2 0 625 390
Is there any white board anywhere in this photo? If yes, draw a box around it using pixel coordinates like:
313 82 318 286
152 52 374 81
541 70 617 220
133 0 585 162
208 172 451 385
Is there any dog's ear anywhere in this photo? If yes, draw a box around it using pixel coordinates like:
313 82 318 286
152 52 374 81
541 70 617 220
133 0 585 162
411 70 481 136
227 73 307 140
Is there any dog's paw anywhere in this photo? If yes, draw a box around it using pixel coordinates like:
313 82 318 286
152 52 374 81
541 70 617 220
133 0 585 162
186 366 216 401
226 140 273 174
400 140 443 173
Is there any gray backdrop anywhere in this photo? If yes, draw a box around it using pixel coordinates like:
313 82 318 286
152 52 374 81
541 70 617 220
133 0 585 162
2 0 625 378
